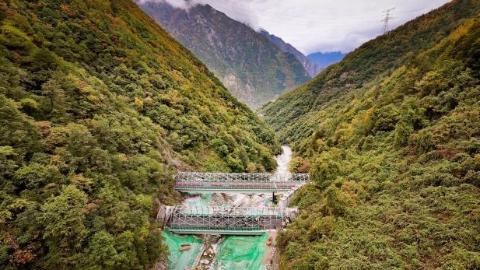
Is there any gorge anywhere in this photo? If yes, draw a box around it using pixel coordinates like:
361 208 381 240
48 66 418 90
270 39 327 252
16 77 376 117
0 0 479 270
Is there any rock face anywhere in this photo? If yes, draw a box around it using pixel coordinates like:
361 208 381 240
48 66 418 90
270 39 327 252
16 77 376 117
137 1 311 108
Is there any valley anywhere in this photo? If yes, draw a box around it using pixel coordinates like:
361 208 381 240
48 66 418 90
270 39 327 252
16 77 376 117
0 0 479 270
137 1 313 109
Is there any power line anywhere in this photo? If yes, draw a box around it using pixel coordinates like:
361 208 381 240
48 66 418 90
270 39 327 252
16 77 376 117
382 7 395 34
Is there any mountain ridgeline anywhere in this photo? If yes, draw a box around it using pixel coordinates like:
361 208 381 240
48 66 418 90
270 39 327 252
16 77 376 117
262 0 480 268
307 51 345 70
0 0 280 268
138 1 312 108
259 30 320 77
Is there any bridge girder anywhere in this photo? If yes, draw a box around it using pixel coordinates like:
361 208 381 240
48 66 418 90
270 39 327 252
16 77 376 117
174 172 309 193
164 206 298 234
175 172 309 183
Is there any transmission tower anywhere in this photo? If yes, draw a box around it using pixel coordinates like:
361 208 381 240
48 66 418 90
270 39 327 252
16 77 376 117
382 8 395 34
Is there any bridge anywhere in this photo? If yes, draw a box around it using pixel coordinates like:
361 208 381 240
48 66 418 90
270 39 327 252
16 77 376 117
158 205 297 235
158 172 309 234
174 172 309 192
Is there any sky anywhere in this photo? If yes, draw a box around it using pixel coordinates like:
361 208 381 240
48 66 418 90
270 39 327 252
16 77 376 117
145 0 450 54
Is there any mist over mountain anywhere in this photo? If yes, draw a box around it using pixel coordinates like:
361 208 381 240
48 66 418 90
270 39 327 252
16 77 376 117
138 1 311 108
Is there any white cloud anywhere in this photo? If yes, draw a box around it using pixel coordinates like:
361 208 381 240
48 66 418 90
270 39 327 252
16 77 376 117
138 0 193 9
141 0 450 54
138 0 259 27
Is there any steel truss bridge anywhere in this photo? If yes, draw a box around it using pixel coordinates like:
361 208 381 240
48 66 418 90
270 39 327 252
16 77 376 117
158 172 309 234
174 172 309 193
159 206 297 235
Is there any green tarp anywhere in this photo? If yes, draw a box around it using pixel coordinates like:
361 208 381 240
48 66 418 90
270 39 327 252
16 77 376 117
164 192 270 269
214 234 268 270
162 230 203 270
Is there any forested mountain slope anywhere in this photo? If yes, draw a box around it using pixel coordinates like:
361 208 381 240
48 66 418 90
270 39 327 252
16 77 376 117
259 30 319 77
262 0 479 144
0 0 280 268
138 1 311 109
262 0 480 268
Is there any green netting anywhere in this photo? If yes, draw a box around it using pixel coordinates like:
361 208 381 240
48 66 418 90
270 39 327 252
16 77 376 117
174 193 272 269
162 230 204 270
214 234 268 270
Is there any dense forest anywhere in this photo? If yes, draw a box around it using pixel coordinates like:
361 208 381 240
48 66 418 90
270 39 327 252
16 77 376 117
0 0 280 268
262 0 480 269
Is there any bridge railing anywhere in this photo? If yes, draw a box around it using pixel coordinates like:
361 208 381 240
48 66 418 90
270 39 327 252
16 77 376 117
289 173 309 182
175 172 309 183
175 206 286 217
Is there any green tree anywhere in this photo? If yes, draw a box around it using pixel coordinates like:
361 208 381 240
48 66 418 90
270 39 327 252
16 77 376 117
394 120 414 147
310 150 341 190
14 163 63 189
85 231 119 270
39 185 88 251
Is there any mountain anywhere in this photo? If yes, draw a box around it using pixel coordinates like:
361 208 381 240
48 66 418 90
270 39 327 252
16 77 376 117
0 0 280 268
137 1 311 109
262 0 480 268
307 51 345 69
260 30 319 77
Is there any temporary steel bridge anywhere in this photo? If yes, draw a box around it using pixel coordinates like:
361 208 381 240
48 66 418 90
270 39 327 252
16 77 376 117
158 205 298 235
157 172 309 234
174 172 309 193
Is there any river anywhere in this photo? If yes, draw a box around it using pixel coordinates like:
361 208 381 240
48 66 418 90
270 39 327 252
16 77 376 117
163 146 292 270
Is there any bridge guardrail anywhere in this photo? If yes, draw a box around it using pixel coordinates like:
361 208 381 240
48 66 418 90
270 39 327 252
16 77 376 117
175 206 286 217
